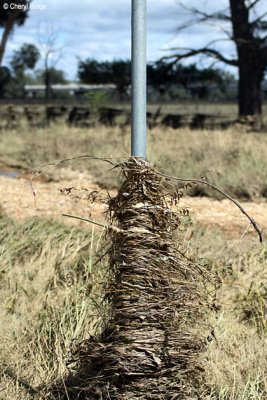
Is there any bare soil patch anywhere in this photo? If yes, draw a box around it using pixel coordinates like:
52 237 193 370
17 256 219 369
0 168 266 239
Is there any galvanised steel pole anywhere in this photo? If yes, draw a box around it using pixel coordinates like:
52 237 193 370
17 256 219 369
131 0 147 159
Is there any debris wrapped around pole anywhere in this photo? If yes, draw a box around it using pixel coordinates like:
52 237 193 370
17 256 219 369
69 158 214 400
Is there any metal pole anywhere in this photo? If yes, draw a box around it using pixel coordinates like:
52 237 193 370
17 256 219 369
131 0 147 159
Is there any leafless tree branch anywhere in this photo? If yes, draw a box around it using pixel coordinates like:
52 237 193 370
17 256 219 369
162 47 238 67
175 2 232 34
246 0 261 10
251 12 267 27
177 1 231 22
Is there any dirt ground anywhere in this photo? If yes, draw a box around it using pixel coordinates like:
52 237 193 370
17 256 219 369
0 168 266 240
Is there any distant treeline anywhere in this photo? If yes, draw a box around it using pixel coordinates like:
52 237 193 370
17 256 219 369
78 59 237 101
0 42 238 101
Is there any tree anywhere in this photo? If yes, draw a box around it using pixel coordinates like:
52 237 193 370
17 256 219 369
78 58 232 100
10 43 40 72
38 27 63 100
9 43 40 97
78 59 131 99
0 66 11 97
34 67 67 84
147 60 234 98
167 0 267 128
0 0 31 65
147 61 176 95
110 60 131 99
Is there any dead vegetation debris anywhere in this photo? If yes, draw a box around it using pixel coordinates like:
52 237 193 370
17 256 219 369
48 158 216 400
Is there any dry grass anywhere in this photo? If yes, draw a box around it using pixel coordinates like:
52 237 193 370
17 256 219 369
0 123 267 200
0 116 267 398
0 206 266 399
193 229 267 399
0 212 107 399
112 100 267 125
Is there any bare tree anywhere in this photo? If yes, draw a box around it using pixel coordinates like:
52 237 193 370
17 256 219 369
38 27 63 100
166 0 267 129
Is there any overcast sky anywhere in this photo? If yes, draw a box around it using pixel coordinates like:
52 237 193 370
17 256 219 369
2 0 261 80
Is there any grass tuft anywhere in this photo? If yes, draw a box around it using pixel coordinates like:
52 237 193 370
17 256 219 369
0 212 106 398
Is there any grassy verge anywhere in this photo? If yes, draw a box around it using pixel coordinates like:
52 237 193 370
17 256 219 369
0 210 266 399
0 124 267 200
0 212 107 399
192 228 267 399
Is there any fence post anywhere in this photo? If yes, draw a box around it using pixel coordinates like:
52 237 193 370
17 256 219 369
131 0 147 159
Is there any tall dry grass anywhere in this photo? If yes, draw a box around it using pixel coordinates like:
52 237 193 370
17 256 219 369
0 212 107 399
0 209 266 399
0 123 267 199
0 117 267 398
192 228 267 399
